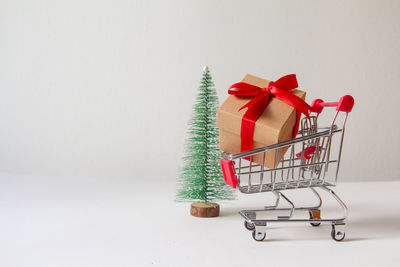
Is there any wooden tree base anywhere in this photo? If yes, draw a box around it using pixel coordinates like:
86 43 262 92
190 202 220 217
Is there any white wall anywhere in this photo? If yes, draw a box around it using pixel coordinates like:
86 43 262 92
0 0 399 181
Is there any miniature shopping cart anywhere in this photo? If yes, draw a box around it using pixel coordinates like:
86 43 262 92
220 95 354 241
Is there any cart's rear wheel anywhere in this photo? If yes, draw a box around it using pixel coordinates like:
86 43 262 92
309 210 321 227
244 221 255 231
252 230 266 241
331 225 345 241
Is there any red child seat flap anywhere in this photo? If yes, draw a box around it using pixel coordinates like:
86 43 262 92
296 146 322 160
220 158 237 188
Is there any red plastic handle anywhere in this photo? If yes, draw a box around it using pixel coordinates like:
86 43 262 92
220 158 237 188
311 95 354 114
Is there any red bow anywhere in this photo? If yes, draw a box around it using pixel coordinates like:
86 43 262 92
228 74 311 152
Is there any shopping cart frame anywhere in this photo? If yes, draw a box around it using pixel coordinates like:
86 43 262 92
220 95 354 241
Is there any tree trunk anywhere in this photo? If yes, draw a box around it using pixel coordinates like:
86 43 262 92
190 202 220 217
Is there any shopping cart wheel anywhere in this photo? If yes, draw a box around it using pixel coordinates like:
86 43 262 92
309 210 321 227
244 221 256 231
331 224 345 241
252 230 266 241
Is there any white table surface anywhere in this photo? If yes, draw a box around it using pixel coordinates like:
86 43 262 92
1 173 399 267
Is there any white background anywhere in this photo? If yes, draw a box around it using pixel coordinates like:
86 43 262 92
1 0 400 182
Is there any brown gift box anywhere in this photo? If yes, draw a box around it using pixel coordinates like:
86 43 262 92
217 74 306 168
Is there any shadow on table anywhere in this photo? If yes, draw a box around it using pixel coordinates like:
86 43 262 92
220 205 400 242
346 216 400 240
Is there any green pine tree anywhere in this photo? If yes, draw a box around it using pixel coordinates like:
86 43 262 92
176 66 235 203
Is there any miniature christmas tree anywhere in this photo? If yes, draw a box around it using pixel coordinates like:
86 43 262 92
176 66 235 217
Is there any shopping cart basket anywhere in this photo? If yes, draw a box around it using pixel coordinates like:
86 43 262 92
220 95 354 241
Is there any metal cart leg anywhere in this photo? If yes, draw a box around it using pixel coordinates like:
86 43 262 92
263 188 322 211
320 186 348 241
309 187 322 209
277 191 295 220
320 186 348 221
264 191 280 209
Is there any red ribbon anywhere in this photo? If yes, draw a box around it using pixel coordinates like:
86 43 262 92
228 74 311 152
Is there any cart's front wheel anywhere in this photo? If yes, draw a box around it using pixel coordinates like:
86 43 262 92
331 225 345 241
252 230 266 241
244 221 256 231
309 210 321 227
